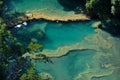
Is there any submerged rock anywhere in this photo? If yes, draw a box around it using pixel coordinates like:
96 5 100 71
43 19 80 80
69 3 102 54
92 21 102 28
31 38 38 43
39 72 55 80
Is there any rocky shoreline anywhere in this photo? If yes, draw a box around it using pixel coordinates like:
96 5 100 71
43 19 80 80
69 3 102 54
25 10 90 21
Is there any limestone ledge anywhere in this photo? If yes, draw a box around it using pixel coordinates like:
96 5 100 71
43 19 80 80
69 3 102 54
92 21 102 28
74 68 113 80
8 10 90 27
25 10 90 21
74 29 120 80
22 42 96 59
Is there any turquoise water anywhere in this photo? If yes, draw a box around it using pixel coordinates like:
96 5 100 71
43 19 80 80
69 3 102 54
11 20 120 80
11 21 95 49
9 0 95 50
7 0 64 15
43 21 94 49
11 20 97 80
34 50 96 80
7 0 120 80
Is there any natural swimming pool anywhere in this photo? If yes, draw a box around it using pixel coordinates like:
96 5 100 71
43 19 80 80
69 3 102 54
35 50 96 80
6 0 120 80
10 20 119 80
11 21 95 50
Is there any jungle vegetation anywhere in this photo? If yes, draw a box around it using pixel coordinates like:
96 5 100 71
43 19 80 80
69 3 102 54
86 0 120 36
0 1 40 80
20 67 41 80
0 16 29 80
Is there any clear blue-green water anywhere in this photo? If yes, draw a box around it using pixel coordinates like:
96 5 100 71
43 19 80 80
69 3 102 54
7 0 69 17
7 0 120 80
11 21 95 49
8 0 63 12
44 22 94 49
34 50 96 80
10 20 98 80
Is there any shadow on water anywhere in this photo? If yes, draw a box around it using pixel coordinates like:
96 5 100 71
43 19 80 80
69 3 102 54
57 0 86 11
11 27 46 47
4 0 24 13
100 23 120 37
10 20 95 50
5 0 24 5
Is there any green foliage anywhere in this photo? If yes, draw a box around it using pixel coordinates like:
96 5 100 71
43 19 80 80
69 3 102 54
85 0 120 31
0 16 27 80
0 2 43 79
86 0 111 18
0 1 14 78
0 17 16 56
28 42 43 52
85 0 120 18
0 18 10 79
9 43 27 58
0 63 6 79
0 18 8 54
0 0 3 14
111 0 120 16
20 67 41 80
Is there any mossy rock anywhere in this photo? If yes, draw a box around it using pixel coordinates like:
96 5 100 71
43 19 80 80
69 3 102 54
28 42 43 52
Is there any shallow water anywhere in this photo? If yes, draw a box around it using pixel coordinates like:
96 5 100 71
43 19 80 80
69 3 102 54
11 21 95 49
9 0 63 12
10 20 120 80
34 50 96 80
